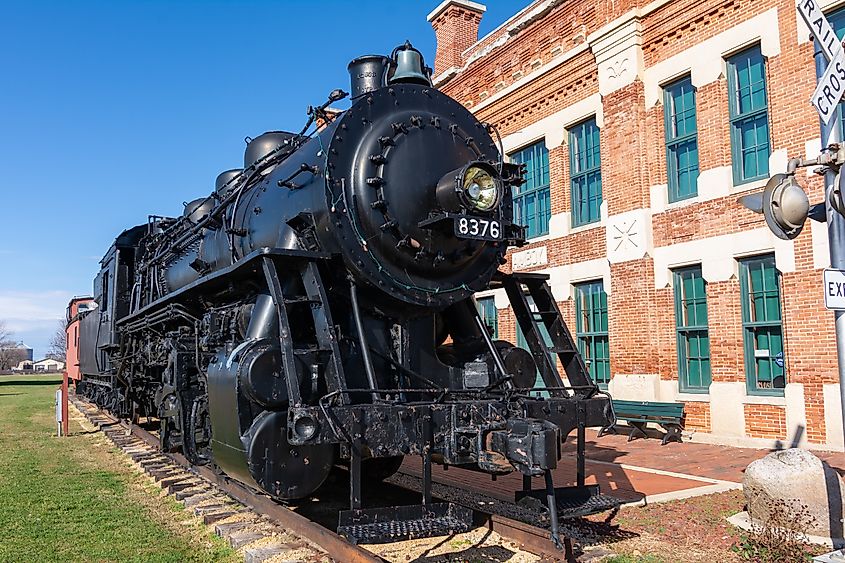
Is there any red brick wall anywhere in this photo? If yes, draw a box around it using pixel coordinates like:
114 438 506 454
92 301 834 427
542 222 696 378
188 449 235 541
744 404 787 439
683 402 711 432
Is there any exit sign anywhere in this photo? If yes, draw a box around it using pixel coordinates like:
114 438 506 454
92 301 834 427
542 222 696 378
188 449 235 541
823 268 845 310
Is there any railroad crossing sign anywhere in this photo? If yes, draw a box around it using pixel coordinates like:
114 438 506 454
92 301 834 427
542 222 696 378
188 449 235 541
798 0 845 123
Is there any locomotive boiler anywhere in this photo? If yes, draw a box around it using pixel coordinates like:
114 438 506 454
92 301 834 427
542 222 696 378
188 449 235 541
73 43 617 545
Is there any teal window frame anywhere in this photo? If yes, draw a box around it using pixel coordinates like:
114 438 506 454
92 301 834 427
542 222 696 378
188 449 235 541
828 6 845 138
664 76 700 202
569 118 602 227
574 280 610 387
515 295 554 392
509 141 551 238
739 255 785 396
476 296 498 339
673 266 711 393
726 46 771 185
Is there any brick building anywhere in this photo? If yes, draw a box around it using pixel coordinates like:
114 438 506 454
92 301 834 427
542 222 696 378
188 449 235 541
427 0 845 450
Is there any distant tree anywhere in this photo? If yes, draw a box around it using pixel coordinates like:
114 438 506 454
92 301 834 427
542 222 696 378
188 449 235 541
0 320 10 348
0 321 26 370
47 319 67 360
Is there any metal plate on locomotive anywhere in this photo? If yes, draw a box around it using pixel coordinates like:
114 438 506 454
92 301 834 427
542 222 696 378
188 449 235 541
454 215 502 241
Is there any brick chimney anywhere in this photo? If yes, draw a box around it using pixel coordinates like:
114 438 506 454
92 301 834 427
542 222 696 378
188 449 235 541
427 0 486 76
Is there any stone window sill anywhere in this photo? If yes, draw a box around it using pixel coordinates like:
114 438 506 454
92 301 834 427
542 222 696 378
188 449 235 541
676 393 710 402
742 394 786 406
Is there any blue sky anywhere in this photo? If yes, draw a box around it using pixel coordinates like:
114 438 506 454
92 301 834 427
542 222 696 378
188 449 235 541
0 0 520 357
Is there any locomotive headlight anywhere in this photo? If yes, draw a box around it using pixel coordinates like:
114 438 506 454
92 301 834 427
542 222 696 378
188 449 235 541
436 161 502 213
463 165 499 211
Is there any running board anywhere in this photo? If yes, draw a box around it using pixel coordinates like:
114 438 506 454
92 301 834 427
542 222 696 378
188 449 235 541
337 503 473 544
515 484 622 520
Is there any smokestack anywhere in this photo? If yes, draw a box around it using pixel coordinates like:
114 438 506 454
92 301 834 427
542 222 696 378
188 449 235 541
347 55 389 99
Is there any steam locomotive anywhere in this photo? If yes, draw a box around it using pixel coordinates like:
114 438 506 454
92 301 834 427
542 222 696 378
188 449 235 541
72 43 617 545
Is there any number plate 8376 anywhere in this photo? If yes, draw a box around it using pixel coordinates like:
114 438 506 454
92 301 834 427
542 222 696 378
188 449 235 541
454 215 502 241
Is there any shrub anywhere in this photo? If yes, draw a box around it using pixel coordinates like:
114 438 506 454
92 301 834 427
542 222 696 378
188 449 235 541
731 495 817 562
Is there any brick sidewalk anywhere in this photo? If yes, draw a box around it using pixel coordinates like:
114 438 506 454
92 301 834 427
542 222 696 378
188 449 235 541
399 429 845 505
569 429 845 483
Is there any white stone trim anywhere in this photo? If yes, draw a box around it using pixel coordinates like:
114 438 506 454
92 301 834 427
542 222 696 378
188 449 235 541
742 394 787 406
608 373 660 401
606 208 654 263
785 383 809 448
473 287 510 310
676 392 711 403
710 381 746 437
653 227 797 288
458 0 671 66
427 0 485 22
812 216 831 269
687 430 843 452
535 258 612 302
824 383 843 448
548 212 571 238
432 66 460 86
806 137 823 159
652 150 790 215
511 246 548 269
497 92 603 153
643 8 781 107
587 12 645 96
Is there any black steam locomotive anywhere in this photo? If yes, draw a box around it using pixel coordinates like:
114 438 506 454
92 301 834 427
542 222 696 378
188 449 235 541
74 43 616 545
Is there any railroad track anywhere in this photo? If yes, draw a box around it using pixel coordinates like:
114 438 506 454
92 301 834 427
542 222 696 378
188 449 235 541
70 396 577 562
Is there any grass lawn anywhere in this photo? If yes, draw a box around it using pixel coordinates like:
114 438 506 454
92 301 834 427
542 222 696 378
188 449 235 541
0 374 238 563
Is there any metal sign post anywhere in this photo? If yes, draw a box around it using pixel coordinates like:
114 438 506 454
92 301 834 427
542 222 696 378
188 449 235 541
800 0 845 455
61 370 69 437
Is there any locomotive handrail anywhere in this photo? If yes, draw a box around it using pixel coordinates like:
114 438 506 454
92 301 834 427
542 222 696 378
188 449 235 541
119 247 330 326
316 385 606 402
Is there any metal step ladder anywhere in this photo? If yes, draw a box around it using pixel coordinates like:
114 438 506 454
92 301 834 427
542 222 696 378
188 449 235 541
495 271 598 396
494 271 621 546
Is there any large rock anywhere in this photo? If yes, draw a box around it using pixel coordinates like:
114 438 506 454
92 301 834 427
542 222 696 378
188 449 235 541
743 448 845 540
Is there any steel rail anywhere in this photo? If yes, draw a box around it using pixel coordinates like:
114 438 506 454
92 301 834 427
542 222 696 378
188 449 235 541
73 396 574 562
72 397 381 563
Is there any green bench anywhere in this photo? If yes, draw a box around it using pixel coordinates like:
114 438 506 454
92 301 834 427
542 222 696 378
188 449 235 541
598 399 685 445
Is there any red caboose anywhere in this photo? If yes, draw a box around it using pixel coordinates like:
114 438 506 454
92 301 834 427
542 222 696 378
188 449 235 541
65 296 94 384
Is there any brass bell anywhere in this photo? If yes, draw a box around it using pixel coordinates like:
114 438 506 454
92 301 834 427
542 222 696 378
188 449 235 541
388 41 432 86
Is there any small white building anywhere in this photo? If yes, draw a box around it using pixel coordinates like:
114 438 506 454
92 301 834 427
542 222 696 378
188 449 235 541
14 358 65 372
33 358 64 372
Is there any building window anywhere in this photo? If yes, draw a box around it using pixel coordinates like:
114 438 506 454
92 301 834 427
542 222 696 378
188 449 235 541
727 46 770 185
664 76 699 202
739 255 785 395
574 280 610 387
476 296 498 339
673 266 710 392
829 6 845 137
515 295 555 391
509 141 550 238
570 118 602 227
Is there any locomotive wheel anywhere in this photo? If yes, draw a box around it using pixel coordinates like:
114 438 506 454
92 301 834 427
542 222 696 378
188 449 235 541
363 456 404 482
334 455 404 482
